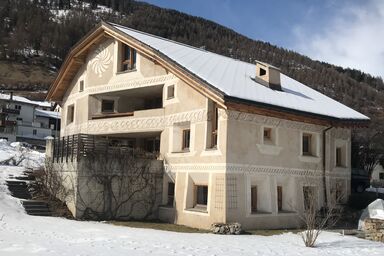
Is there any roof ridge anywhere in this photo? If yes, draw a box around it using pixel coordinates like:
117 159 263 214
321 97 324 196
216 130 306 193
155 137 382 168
108 22 251 65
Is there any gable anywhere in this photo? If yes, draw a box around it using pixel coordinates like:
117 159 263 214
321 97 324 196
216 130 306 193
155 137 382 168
47 22 225 109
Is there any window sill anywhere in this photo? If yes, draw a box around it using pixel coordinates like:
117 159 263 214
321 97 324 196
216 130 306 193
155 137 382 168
298 155 321 163
200 148 222 156
250 211 272 216
277 210 296 215
167 151 196 157
116 68 137 75
256 144 282 156
184 206 208 215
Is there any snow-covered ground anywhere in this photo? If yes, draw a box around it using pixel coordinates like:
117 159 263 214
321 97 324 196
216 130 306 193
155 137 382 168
1 141 384 255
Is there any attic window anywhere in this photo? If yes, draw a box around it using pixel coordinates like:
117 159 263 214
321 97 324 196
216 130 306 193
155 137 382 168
167 85 175 99
79 80 84 92
121 44 136 71
259 68 266 76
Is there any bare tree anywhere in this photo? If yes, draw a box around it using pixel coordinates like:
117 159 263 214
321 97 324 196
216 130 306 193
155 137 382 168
299 180 344 247
352 132 384 180
76 149 162 221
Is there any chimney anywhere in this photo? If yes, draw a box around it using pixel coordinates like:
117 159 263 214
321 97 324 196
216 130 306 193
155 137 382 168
10 92 13 101
255 61 282 91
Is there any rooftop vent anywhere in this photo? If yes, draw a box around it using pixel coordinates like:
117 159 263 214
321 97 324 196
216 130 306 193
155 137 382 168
255 61 282 91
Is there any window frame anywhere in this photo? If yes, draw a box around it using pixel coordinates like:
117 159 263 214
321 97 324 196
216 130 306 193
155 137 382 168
182 128 191 151
251 186 258 213
302 133 312 156
336 147 342 167
101 99 115 113
66 104 75 125
167 182 175 207
167 85 175 100
194 184 208 207
79 80 84 92
277 186 283 212
121 44 137 72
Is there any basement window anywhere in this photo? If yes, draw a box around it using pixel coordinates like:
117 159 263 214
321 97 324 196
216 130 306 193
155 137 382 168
121 44 136 71
195 185 208 207
251 186 258 213
277 186 283 212
167 182 175 206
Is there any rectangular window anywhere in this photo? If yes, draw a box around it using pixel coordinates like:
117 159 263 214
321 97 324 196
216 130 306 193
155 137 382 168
33 129 37 135
380 173 384 180
101 100 115 113
303 186 315 210
182 129 190 150
195 185 208 206
277 186 282 211
167 182 175 206
121 44 136 71
263 127 272 141
79 80 84 92
15 105 21 110
211 106 218 148
302 133 312 155
67 105 74 125
251 186 258 212
335 182 342 202
336 147 342 166
167 85 175 99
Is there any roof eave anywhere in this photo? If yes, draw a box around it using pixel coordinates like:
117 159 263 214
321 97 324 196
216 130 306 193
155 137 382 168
225 96 370 128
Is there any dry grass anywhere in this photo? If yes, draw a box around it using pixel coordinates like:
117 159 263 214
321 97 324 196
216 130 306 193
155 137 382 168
108 220 209 233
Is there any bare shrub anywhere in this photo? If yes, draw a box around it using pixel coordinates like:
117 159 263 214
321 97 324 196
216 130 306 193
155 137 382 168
299 180 344 247
76 149 162 221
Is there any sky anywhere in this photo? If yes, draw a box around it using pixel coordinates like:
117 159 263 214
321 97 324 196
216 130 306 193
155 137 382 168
141 0 384 78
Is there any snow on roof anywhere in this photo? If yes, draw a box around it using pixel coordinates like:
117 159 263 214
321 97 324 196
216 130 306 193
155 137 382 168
111 23 369 121
35 109 60 119
0 93 51 108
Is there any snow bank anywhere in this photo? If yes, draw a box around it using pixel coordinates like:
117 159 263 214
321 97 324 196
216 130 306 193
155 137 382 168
0 139 45 169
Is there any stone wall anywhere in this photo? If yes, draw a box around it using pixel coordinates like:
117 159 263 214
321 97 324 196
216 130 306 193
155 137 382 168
363 218 384 242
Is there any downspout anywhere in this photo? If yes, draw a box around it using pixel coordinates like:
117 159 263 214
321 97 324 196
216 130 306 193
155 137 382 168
323 126 333 207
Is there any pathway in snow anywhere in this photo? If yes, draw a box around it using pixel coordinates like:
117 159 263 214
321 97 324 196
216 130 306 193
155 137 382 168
0 141 384 255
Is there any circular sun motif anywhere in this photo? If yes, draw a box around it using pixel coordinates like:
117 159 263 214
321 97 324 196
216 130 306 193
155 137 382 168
89 45 112 77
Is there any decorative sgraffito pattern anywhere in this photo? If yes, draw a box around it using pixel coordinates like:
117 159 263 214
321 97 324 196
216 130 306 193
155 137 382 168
62 109 208 136
227 175 238 209
89 45 112 77
225 110 325 132
214 176 225 210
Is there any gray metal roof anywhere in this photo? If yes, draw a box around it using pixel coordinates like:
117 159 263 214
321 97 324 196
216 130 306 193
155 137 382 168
112 23 369 121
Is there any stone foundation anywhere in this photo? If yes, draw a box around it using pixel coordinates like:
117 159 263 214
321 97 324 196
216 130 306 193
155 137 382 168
211 223 242 235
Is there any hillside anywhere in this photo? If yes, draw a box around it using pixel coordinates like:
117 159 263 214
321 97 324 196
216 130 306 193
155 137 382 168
0 0 383 132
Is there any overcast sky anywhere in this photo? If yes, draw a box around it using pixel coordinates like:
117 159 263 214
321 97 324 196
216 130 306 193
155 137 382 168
142 0 384 78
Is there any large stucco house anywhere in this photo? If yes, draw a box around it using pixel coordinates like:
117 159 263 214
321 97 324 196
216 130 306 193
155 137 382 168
45 22 369 230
